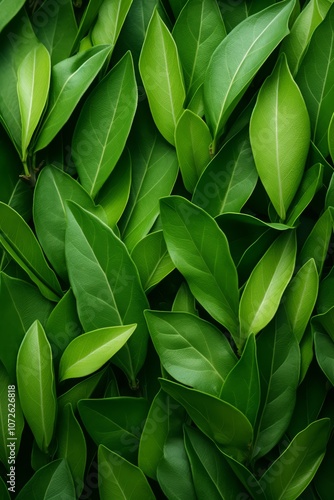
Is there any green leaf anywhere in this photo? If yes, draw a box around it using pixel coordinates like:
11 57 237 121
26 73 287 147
296 4 334 157
16 320 57 453
145 310 237 396
34 165 106 282
220 334 260 426
55 403 86 497
175 110 212 193
283 258 319 342
34 45 111 152
91 0 133 47
65 202 149 384
16 459 75 499
17 43 50 160
59 324 136 382
139 9 185 145
222 452 267 500
78 397 149 463
0 273 53 378
131 231 175 291
250 53 310 220
315 331 334 386
172 0 226 102
329 112 334 163
253 315 300 460
160 196 239 339
0 0 25 33
0 476 10 500
192 127 257 216
204 0 294 146
314 435 334 500
313 307 334 343
0 202 62 301
71 0 104 53
73 51 137 198
58 369 106 412
159 378 253 462
99 445 155 500
218 0 277 33
239 231 296 346
172 282 198 315
259 419 330 500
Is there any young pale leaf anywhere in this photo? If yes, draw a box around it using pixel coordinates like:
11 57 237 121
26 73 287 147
73 51 137 198
98 445 155 500
239 231 296 346
315 331 334 386
159 379 253 463
160 196 239 339
16 321 57 453
145 310 237 397
91 0 133 46
296 5 334 157
204 0 294 146
34 45 111 152
59 324 136 382
17 43 50 160
139 9 185 145
192 127 257 216
172 0 226 101
250 53 310 220
0 0 25 33
175 110 212 193
0 202 62 301
65 202 149 384
259 419 330 500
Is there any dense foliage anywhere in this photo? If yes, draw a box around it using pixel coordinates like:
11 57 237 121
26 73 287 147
1 0 334 498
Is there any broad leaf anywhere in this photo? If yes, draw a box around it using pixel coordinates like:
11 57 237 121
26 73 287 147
16 321 57 453
250 53 310 220
91 0 133 47
204 0 294 148
145 310 237 396
73 51 137 198
139 9 185 145
315 331 334 386
0 0 25 33
59 324 136 382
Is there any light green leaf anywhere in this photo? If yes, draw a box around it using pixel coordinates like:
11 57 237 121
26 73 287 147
0 0 25 33
204 0 294 147
73 51 137 198
250 53 310 220
172 282 198 315
34 45 111 152
315 331 334 386
70 0 104 53
0 202 62 302
139 9 185 145
99 445 155 500
145 310 237 396
239 231 296 346
59 324 136 382
160 196 239 339
16 321 57 453
91 0 133 47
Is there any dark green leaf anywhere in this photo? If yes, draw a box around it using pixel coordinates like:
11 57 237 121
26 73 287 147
0 0 25 33
315 331 334 386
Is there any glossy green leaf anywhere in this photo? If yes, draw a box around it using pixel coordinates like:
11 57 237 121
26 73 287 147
16 320 57 453
222 452 267 500
56 403 86 497
0 202 62 301
16 459 75 499
139 9 185 145
259 419 330 500
119 103 178 252
172 282 198 315
0 273 53 378
160 196 239 338
175 110 212 193
0 0 25 33
325 171 334 209
131 231 175 291
34 45 111 152
145 310 237 396
34 165 106 281
65 202 149 384
220 334 260 426
329 112 334 163
160 379 253 462
73 51 137 198
315 331 334 386
250 54 310 220
253 315 300 460
317 265 334 314
204 0 294 146
58 369 106 412
91 0 133 47
237 230 278 286
99 445 155 500
313 308 334 343
172 0 226 101
296 4 334 157
59 324 136 382
192 127 257 216
299 325 314 383
218 0 277 32
239 231 296 346
17 43 50 160
71 0 104 53
78 397 149 463
283 258 319 342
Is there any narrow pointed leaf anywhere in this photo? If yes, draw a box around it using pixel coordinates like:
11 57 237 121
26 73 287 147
329 112 334 163
58 369 106 412
222 452 267 500
315 331 334 386
91 0 133 46
172 282 198 315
